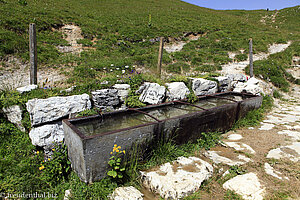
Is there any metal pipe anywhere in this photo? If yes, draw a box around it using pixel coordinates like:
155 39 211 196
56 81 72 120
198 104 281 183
128 108 162 122
173 100 208 111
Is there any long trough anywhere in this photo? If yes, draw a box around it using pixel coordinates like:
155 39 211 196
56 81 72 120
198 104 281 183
62 92 262 183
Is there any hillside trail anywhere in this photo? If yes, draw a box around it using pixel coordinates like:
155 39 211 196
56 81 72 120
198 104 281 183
220 41 291 75
140 83 300 200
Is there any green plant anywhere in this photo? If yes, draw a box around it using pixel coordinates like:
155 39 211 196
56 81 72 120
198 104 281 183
273 89 282 99
125 95 146 108
186 92 198 103
233 95 273 129
219 165 247 185
224 190 243 200
40 142 71 186
235 53 248 62
107 144 126 179
196 132 222 150
76 108 99 117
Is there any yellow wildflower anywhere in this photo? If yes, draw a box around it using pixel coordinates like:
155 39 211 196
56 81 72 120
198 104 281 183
117 146 121 149
48 158 51 161
39 165 45 170
114 144 117 147
52 148 55 151
36 151 39 155
123 150 125 154
116 149 119 153
110 152 112 154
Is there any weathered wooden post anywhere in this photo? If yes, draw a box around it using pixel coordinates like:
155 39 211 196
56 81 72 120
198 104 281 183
157 37 164 77
249 38 254 78
29 23 37 84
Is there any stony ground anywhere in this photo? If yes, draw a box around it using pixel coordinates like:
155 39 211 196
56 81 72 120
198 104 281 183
110 84 299 200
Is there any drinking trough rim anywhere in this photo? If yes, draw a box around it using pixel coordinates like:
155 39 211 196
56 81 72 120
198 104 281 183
62 91 259 140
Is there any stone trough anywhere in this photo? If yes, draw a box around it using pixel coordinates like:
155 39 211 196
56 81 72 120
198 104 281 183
62 92 262 183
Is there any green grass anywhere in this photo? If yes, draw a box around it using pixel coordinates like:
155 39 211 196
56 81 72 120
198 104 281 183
0 1 299 87
233 95 273 129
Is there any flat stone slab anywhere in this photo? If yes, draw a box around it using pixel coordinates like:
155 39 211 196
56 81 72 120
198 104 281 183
258 123 275 131
16 84 38 93
26 94 91 126
29 123 64 147
223 141 256 154
223 173 265 200
264 163 288 180
108 186 143 200
277 130 300 141
227 134 243 141
205 151 251 166
267 142 300 162
141 157 213 199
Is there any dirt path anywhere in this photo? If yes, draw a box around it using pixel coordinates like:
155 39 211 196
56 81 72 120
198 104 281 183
220 42 291 75
194 83 300 199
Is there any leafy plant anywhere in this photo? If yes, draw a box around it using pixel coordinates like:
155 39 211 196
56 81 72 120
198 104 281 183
40 142 71 186
196 132 222 150
186 92 198 103
107 144 126 180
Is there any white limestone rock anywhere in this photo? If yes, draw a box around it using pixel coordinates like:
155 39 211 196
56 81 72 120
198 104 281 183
216 76 231 92
227 134 243 141
112 84 130 102
223 141 256 154
26 94 91 126
233 77 263 95
166 82 190 101
266 142 300 162
264 163 288 180
277 130 300 141
29 123 64 147
138 82 166 104
2 105 25 132
191 78 218 96
92 89 120 110
259 123 275 131
141 156 213 199
227 74 247 82
205 151 251 166
108 186 143 200
64 189 72 200
16 84 38 93
223 173 265 200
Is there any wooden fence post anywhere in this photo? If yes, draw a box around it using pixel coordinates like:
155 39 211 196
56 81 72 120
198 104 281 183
249 38 254 78
29 23 37 85
157 37 164 77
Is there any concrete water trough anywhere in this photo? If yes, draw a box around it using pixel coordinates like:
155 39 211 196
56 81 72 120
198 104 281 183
62 92 262 183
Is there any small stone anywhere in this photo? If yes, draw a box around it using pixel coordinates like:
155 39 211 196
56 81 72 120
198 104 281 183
108 186 143 200
223 141 256 154
29 123 64 147
205 151 250 166
264 163 288 180
259 123 275 131
266 142 300 162
2 105 25 132
165 82 190 101
191 78 218 96
227 134 243 141
64 189 72 200
139 82 166 104
277 130 300 141
223 173 265 200
16 84 38 93
216 76 231 92
92 89 120 110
